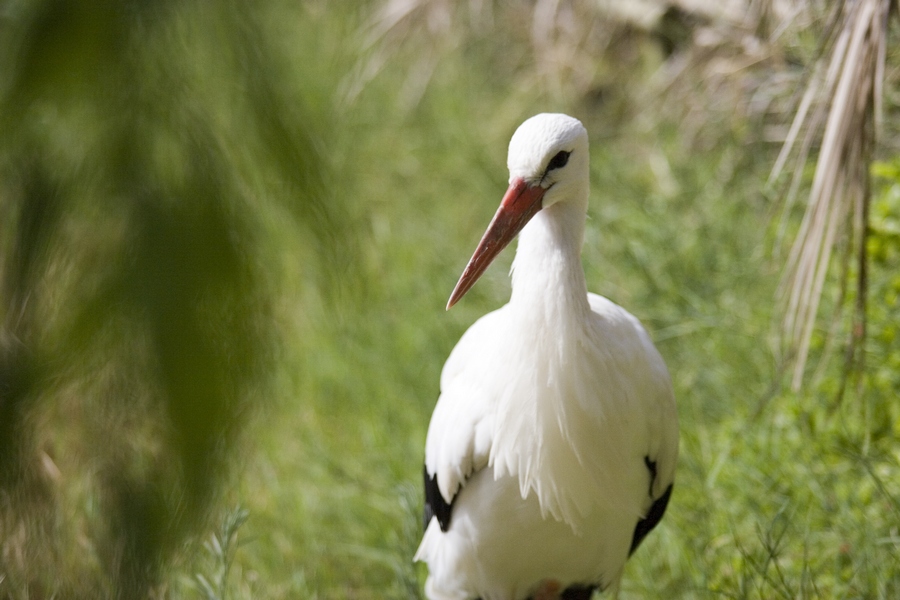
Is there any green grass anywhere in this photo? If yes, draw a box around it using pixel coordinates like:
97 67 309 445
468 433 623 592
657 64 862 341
2 1 900 599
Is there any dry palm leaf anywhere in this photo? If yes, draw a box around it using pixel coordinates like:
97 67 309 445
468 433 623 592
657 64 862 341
772 0 892 391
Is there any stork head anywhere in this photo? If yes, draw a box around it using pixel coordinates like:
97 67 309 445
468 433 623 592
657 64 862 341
446 113 589 309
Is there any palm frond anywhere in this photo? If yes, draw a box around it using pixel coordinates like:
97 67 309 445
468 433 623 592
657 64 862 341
773 0 892 391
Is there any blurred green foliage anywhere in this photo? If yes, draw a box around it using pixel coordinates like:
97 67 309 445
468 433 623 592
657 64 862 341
0 0 353 596
866 161 900 422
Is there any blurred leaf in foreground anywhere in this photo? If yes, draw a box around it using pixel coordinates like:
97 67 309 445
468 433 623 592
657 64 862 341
0 0 351 597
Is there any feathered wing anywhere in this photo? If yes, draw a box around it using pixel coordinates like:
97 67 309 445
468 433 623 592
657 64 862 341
423 465 454 532
419 307 508 536
583 294 679 555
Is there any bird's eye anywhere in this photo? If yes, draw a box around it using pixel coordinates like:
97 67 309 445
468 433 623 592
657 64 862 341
547 150 571 171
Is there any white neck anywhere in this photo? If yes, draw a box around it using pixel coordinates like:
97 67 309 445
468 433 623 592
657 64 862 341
509 200 590 322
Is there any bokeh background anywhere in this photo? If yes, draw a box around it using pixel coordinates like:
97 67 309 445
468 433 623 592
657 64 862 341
1 0 900 598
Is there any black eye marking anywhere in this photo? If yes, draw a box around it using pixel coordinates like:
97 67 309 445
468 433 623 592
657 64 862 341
547 150 571 171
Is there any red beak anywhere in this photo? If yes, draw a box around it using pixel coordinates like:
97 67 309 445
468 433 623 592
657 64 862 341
446 177 546 310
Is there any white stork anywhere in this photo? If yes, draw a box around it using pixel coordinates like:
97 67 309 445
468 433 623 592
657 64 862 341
414 113 678 600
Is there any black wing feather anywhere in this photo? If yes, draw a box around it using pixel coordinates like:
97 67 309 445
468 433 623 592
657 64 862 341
560 584 598 600
423 464 455 532
629 456 673 556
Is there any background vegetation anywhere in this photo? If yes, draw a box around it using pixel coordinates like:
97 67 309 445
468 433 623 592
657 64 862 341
0 0 899 598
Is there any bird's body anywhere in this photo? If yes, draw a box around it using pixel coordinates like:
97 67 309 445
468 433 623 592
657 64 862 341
415 114 678 600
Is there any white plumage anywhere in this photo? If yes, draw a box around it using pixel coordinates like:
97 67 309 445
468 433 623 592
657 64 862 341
415 114 678 600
